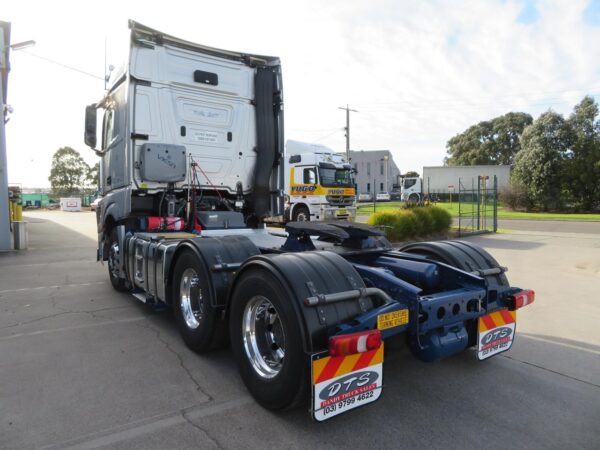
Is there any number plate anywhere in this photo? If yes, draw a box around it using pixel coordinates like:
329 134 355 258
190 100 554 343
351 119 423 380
336 208 348 216
477 310 517 360
377 309 409 330
311 345 384 421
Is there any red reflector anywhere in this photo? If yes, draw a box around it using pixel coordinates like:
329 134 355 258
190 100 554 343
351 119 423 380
511 289 535 310
329 330 382 357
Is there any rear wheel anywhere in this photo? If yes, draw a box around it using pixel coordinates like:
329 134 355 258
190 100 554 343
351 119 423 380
172 250 222 353
107 228 130 292
292 205 310 222
229 268 307 410
400 240 510 348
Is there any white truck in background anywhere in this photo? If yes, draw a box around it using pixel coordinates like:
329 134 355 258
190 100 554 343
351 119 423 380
401 165 512 202
284 140 356 222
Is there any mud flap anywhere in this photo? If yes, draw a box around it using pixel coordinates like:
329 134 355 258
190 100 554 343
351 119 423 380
311 345 384 421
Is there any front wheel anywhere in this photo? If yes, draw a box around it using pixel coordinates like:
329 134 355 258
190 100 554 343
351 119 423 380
292 205 310 222
408 193 420 203
229 268 307 410
107 228 130 292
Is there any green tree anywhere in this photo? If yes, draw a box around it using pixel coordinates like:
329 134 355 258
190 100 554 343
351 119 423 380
48 147 90 197
564 96 600 211
513 111 573 211
446 112 533 165
86 162 100 191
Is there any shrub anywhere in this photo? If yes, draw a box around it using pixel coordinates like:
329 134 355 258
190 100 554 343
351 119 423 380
367 206 451 242
427 206 452 232
395 210 419 240
368 211 401 241
411 207 434 235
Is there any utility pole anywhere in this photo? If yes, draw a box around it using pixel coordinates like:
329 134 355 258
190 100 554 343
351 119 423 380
338 104 357 161
0 22 35 251
0 22 12 251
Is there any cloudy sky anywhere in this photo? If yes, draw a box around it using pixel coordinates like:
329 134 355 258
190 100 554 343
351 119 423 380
4 0 600 187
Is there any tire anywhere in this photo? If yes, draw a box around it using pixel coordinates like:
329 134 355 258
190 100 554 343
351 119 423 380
292 205 310 222
408 193 419 203
107 228 130 292
400 240 510 349
229 267 307 410
172 250 221 353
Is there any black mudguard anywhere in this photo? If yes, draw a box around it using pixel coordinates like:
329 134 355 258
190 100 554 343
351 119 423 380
168 235 260 307
399 240 509 287
230 251 373 354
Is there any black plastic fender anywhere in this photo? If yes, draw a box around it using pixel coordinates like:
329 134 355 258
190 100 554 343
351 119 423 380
230 251 373 354
399 240 509 287
399 239 509 352
167 235 260 307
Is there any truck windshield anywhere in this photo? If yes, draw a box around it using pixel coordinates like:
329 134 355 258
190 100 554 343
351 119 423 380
318 168 354 187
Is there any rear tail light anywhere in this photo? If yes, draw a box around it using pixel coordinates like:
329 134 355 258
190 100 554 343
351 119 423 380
510 289 535 310
329 330 382 357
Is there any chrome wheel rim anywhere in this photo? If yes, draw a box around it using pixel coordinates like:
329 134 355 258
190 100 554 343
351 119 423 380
296 210 308 221
242 296 286 379
108 242 120 279
180 268 203 329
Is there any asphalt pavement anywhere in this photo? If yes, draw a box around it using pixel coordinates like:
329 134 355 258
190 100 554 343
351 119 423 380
1 211 598 449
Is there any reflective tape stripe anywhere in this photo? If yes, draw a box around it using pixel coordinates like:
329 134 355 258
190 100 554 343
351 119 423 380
313 345 385 384
479 309 517 332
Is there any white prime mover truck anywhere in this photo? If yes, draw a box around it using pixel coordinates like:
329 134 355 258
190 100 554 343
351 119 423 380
284 140 356 222
401 165 512 202
83 21 534 422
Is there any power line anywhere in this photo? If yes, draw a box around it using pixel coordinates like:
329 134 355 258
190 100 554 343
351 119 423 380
352 87 600 108
313 128 342 142
20 50 104 81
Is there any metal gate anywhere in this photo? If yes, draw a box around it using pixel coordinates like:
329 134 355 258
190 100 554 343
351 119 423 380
458 175 498 236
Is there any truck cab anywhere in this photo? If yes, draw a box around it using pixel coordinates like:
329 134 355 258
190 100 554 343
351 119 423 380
285 140 356 222
400 176 422 202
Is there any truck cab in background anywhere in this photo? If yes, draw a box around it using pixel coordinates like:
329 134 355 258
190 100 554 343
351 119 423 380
284 140 356 222
400 176 422 202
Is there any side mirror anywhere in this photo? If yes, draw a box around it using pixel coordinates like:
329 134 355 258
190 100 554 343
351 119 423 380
84 104 97 149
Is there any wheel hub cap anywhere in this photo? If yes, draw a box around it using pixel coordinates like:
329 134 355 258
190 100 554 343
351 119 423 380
242 296 286 379
180 268 203 329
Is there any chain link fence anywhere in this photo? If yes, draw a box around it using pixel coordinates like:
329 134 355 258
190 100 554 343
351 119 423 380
457 175 498 236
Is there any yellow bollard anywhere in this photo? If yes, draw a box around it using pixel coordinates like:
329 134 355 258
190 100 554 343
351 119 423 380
15 203 23 221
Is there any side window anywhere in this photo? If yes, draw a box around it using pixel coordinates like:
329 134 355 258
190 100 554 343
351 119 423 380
367 162 371 176
367 183 370 192
303 167 316 184
380 163 384 175
404 178 417 189
102 109 115 150
380 183 384 191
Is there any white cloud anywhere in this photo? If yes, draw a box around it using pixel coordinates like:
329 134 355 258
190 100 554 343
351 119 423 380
4 0 600 187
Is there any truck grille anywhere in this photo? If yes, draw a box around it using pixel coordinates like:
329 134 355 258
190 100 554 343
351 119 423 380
326 195 355 206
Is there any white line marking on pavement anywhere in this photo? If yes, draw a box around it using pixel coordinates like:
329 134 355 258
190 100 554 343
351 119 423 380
39 397 253 450
0 316 148 341
521 334 600 355
0 281 106 295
